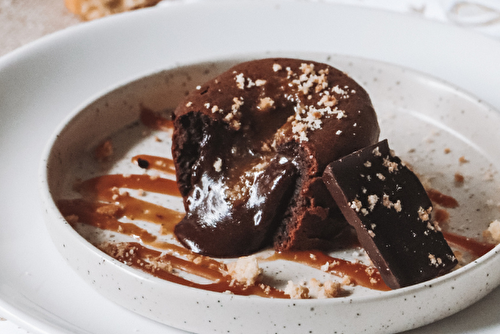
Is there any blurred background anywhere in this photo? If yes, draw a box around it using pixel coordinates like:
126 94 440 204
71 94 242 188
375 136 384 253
1 0 500 57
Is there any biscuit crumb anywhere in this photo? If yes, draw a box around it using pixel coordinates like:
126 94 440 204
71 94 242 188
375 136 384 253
393 200 402 212
382 157 399 173
349 199 362 212
94 138 113 161
227 255 262 287
341 275 354 286
320 260 339 272
65 0 162 21
485 220 500 243
148 259 173 273
367 194 379 211
255 79 267 86
235 73 245 89
213 157 222 172
96 204 120 217
284 281 309 299
65 214 79 224
418 206 432 222
257 97 275 111
454 172 465 184
308 278 342 298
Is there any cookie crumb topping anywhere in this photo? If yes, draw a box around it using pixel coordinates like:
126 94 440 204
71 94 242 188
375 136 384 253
227 255 262 287
418 206 432 222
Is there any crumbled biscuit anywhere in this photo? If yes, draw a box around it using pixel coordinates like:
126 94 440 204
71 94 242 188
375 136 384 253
308 278 342 298
272 63 282 72
257 97 275 111
213 157 222 172
367 194 379 211
96 204 120 217
284 281 309 299
341 275 354 286
94 138 113 161
349 198 362 212
485 220 500 243
255 79 267 86
65 214 79 224
147 259 173 273
382 157 399 173
320 260 339 272
418 206 432 222
65 0 162 21
454 172 465 184
235 73 245 89
227 255 262 287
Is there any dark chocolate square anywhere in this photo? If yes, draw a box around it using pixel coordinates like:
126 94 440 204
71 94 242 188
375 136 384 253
323 140 457 289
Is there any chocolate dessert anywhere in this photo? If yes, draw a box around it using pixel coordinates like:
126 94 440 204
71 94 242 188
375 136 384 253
171 58 380 257
322 140 457 288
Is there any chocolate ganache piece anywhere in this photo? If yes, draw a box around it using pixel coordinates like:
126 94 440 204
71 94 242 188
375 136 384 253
172 58 379 257
322 140 457 288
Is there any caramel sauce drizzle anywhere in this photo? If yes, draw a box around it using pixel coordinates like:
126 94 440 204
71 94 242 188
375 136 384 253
139 107 174 131
427 189 496 258
427 188 459 208
267 251 390 291
77 174 181 198
58 199 158 243
132 154 176 173
56 112 497 298
103 242 287 298
74 174 183 231
443 232 495 258
433 208 450 224
59 163 389 297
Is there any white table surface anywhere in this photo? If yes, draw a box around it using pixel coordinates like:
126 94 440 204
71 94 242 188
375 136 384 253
1 0 499 333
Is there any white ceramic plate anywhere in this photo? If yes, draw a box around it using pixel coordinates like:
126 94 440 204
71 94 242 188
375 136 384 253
41 52 500 333
1 1 500 333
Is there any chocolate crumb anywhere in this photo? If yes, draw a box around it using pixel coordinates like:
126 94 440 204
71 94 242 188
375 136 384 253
137 158 150 169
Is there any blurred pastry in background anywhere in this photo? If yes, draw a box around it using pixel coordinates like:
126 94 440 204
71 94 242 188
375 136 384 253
65 0 162 20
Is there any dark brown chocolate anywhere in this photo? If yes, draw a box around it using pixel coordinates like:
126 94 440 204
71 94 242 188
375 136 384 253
172 58 379 257
322 140 457 288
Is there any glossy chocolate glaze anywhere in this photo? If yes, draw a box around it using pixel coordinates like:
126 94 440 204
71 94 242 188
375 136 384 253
322 140 458 289
172 58 380 257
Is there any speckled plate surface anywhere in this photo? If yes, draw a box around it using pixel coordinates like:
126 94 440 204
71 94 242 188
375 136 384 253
1 1 500 333
40 53 500 334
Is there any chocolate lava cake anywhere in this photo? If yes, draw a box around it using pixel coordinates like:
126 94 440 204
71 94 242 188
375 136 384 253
171 58 380 257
